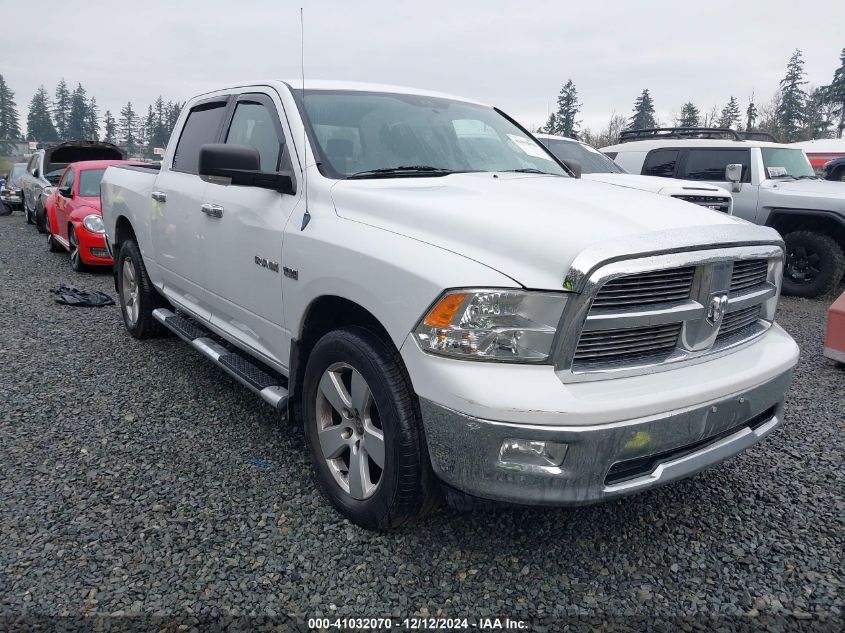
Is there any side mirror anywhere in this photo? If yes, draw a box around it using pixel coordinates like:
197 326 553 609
198 143 296 195
561 158 582 179
59 185 73 198
725 163 743 192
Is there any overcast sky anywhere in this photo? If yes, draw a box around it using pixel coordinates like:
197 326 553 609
3 0 844 134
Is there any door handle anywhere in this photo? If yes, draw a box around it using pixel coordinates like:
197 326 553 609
151 191 167 202
201 203 224 218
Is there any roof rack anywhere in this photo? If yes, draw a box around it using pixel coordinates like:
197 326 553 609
737 131 780 143
619 127 743 143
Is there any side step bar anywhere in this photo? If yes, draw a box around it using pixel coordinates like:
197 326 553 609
153 308 289 410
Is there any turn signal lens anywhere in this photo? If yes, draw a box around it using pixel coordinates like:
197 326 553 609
423 292 467 328
414 289 568 363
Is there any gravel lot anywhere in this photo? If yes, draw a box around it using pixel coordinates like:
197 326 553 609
1 212 843 632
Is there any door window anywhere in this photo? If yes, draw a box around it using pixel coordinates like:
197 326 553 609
172 101 228 173
680 149 750 182
225 101 285 172
642 149 679 177
59 169 75 195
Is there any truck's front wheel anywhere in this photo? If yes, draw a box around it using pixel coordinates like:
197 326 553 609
782 230 845 298
117 239 164 339
302 327 437 530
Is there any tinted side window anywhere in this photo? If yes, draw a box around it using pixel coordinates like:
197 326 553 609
681 149 750 181
172 102 228 173
58 168 73 189
642 149 679 177
225 102 283 172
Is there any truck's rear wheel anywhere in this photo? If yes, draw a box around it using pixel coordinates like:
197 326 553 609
117 239 164 339
782 231 845 298
302 327 437 530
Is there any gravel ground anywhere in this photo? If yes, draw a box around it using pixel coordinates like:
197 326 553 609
0 212 843 632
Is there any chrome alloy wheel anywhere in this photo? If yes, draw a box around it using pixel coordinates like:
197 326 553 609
69 229 81 268
121 258 140 325
315 362 385 500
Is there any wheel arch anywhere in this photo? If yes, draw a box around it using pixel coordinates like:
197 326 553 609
289 294 405 415
765 209 845 251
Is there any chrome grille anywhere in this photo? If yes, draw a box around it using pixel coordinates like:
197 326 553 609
716 305 762 341
671 194 731 213
730 259 768 293
558 245 783 382
591 267 695 309
574 323 681 367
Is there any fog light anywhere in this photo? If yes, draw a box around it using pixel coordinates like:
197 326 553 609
499 439 568 469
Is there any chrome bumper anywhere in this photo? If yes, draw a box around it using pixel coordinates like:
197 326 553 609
420 369 793 505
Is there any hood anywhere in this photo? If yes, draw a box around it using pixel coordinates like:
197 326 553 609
581 173 727 196
72 197 102 214
763 178 845 200
330 172 746 289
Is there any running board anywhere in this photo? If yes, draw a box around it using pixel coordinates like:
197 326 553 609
153 308 288 410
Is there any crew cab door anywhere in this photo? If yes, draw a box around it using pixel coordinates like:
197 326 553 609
675 148 758 222
200 91 302 368
151 97 230 321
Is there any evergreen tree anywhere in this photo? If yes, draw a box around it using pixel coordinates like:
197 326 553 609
540 112 558 134
150 96 169 149
87 97 99 140
717 96 741 129
803 87 832 139
0 74 22 139
26 85 58 142
777 49 808 142
678 102 700 127
745 95 758 132
144 104 156 154
103 110 117 143
555 79 581 137
119 102 139 156
628 89 656 130
826 48 845 138
53 78 71 139
67 83 89 139
165 101 182 136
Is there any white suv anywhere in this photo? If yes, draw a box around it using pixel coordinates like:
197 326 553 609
536 133 733 214
603 128 845 297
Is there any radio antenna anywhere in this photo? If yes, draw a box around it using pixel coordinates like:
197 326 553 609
300 6 311 230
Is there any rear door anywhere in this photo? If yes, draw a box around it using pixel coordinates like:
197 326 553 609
151 97 230 321
200 90 302 367
676 148 757 221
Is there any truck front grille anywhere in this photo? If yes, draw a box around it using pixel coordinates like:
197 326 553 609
730 259 768 293
563 249 781 379
671 194 732 213
591 267 695 310
574 322 681 366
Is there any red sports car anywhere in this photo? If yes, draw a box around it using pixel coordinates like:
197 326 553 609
44 160 142 271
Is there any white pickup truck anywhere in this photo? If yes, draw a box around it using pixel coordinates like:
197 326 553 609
101 81 799 530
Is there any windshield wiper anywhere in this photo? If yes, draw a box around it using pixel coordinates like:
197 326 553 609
348 165 456 179
794 175 819 180
502 168 558 175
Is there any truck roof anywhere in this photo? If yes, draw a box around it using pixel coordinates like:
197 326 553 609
193 79 487 107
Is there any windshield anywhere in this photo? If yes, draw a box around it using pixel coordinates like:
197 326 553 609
296 89 568 179
45 168 65 185
9 164 26 185
762 148 815 179
540 138 626 174
78 169 106 197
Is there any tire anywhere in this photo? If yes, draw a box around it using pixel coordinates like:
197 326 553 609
23 196 34 224
68 225 88 271
302 326 437 530
34 198 47 233
116 238 165 339
782 230 845 298
46 214 63 252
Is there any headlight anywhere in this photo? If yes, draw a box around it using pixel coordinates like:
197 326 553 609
82 214 105 233
413 289 568 362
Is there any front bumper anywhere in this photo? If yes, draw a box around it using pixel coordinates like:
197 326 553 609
76 226 112 266
405 324 798 506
